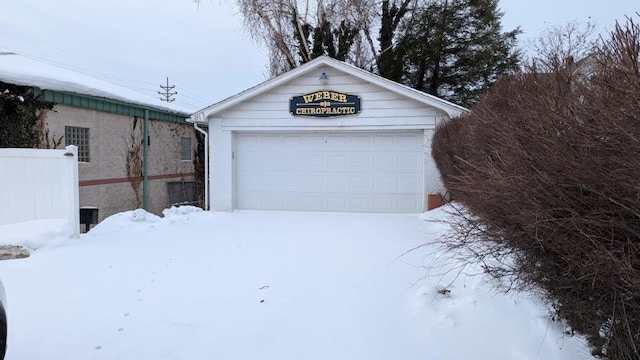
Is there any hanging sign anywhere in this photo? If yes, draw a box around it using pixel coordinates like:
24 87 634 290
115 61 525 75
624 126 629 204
289 90 361 117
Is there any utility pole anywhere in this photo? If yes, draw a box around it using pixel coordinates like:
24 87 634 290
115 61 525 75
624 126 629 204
158 77 177 102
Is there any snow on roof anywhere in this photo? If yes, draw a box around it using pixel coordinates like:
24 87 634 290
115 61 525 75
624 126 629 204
0 52 191 115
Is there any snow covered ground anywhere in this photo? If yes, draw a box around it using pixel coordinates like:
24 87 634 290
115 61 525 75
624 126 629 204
0 206 594 360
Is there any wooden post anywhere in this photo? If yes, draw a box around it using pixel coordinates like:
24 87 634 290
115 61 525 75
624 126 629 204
426 193 443 210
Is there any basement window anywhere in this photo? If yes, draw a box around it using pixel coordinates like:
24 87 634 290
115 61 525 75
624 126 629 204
181 137 191 161
65 126 90 162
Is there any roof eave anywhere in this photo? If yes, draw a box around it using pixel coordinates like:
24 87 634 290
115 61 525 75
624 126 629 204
190 56 468 122
38 88 191 123
190 59 329 122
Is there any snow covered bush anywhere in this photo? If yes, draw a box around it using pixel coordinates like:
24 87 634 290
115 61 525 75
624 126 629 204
432 15 640 359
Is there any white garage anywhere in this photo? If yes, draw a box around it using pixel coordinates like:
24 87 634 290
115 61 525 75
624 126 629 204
190 57 466 213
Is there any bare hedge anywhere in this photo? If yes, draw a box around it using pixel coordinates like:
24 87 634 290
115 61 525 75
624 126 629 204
432 16 640 359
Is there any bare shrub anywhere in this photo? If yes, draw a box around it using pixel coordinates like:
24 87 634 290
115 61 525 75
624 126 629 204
432 15 640 359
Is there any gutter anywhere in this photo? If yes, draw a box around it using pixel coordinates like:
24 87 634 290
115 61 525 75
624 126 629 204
193 122 209 210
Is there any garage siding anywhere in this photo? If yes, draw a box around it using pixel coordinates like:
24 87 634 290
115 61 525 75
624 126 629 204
235 131 424 213
217 82 446 123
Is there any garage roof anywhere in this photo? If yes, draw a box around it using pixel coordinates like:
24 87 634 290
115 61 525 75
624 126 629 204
190 56 467 122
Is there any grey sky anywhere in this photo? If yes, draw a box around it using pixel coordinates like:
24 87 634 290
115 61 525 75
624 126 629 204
1 0 637 111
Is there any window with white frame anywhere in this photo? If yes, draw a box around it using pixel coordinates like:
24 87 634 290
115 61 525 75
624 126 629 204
65 126 90 162
181 137 191 161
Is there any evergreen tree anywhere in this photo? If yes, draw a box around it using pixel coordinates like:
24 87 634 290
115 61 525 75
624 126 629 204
377 0 413 82
395 0 521 106
0 82 53 148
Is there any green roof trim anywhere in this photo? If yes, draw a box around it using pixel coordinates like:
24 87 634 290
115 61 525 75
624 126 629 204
35 88 190 124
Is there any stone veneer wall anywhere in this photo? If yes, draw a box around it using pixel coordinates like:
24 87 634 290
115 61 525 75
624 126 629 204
44 104 197 222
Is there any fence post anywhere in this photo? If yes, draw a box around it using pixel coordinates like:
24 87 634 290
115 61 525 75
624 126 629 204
64 145 80 237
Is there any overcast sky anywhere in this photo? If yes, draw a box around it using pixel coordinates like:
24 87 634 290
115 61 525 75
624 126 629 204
1 0 637 111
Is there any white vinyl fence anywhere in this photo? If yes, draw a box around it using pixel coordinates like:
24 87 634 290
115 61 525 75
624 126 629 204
0 145 80 236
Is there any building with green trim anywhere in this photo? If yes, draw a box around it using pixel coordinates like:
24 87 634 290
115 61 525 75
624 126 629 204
1 52 198 225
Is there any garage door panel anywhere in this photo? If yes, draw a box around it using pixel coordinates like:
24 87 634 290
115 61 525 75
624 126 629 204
374 135 394 147
305 135 326 148
398 134 422 149
262 135 281 147
283 196 304 209
237 175 262 190
327 155 348 169
263 175 282 188
373 196 394 211
327 135 347 148
283 174 304 188
350 136 371 148
283 135 305 147
307 176 325 189
351 196 372 211
262 195 285 209
373 177 394 191
327 176 348 190
236 134 260 149
350 177 371 190
240 196 261 209
398 155 420 169
243 192 423 212
283 155 303 167
240 192 283 209
306 155 325 168
242 154 263 167
263 157 282 168
236 132 424 213
305 196 325 209
374 155 394 168
351 155 371 168
398 177 420 191
327 196 348 210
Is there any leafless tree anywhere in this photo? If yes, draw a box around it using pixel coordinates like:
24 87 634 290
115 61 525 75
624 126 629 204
195 0 412 76
527 20 597 72
240 0 382 74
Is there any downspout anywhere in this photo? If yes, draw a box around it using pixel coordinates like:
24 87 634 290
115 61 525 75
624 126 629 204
143 109 149 210
194 122 209 210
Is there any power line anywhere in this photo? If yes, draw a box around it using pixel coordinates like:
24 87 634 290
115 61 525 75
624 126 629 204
0 31 165 78
0 36 217 109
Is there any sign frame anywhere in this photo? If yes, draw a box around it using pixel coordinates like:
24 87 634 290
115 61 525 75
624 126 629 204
289 90 362 118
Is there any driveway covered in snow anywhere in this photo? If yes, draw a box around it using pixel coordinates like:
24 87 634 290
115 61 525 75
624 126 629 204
0 208 591 359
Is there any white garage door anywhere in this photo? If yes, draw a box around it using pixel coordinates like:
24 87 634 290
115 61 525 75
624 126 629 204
235 132 424 213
